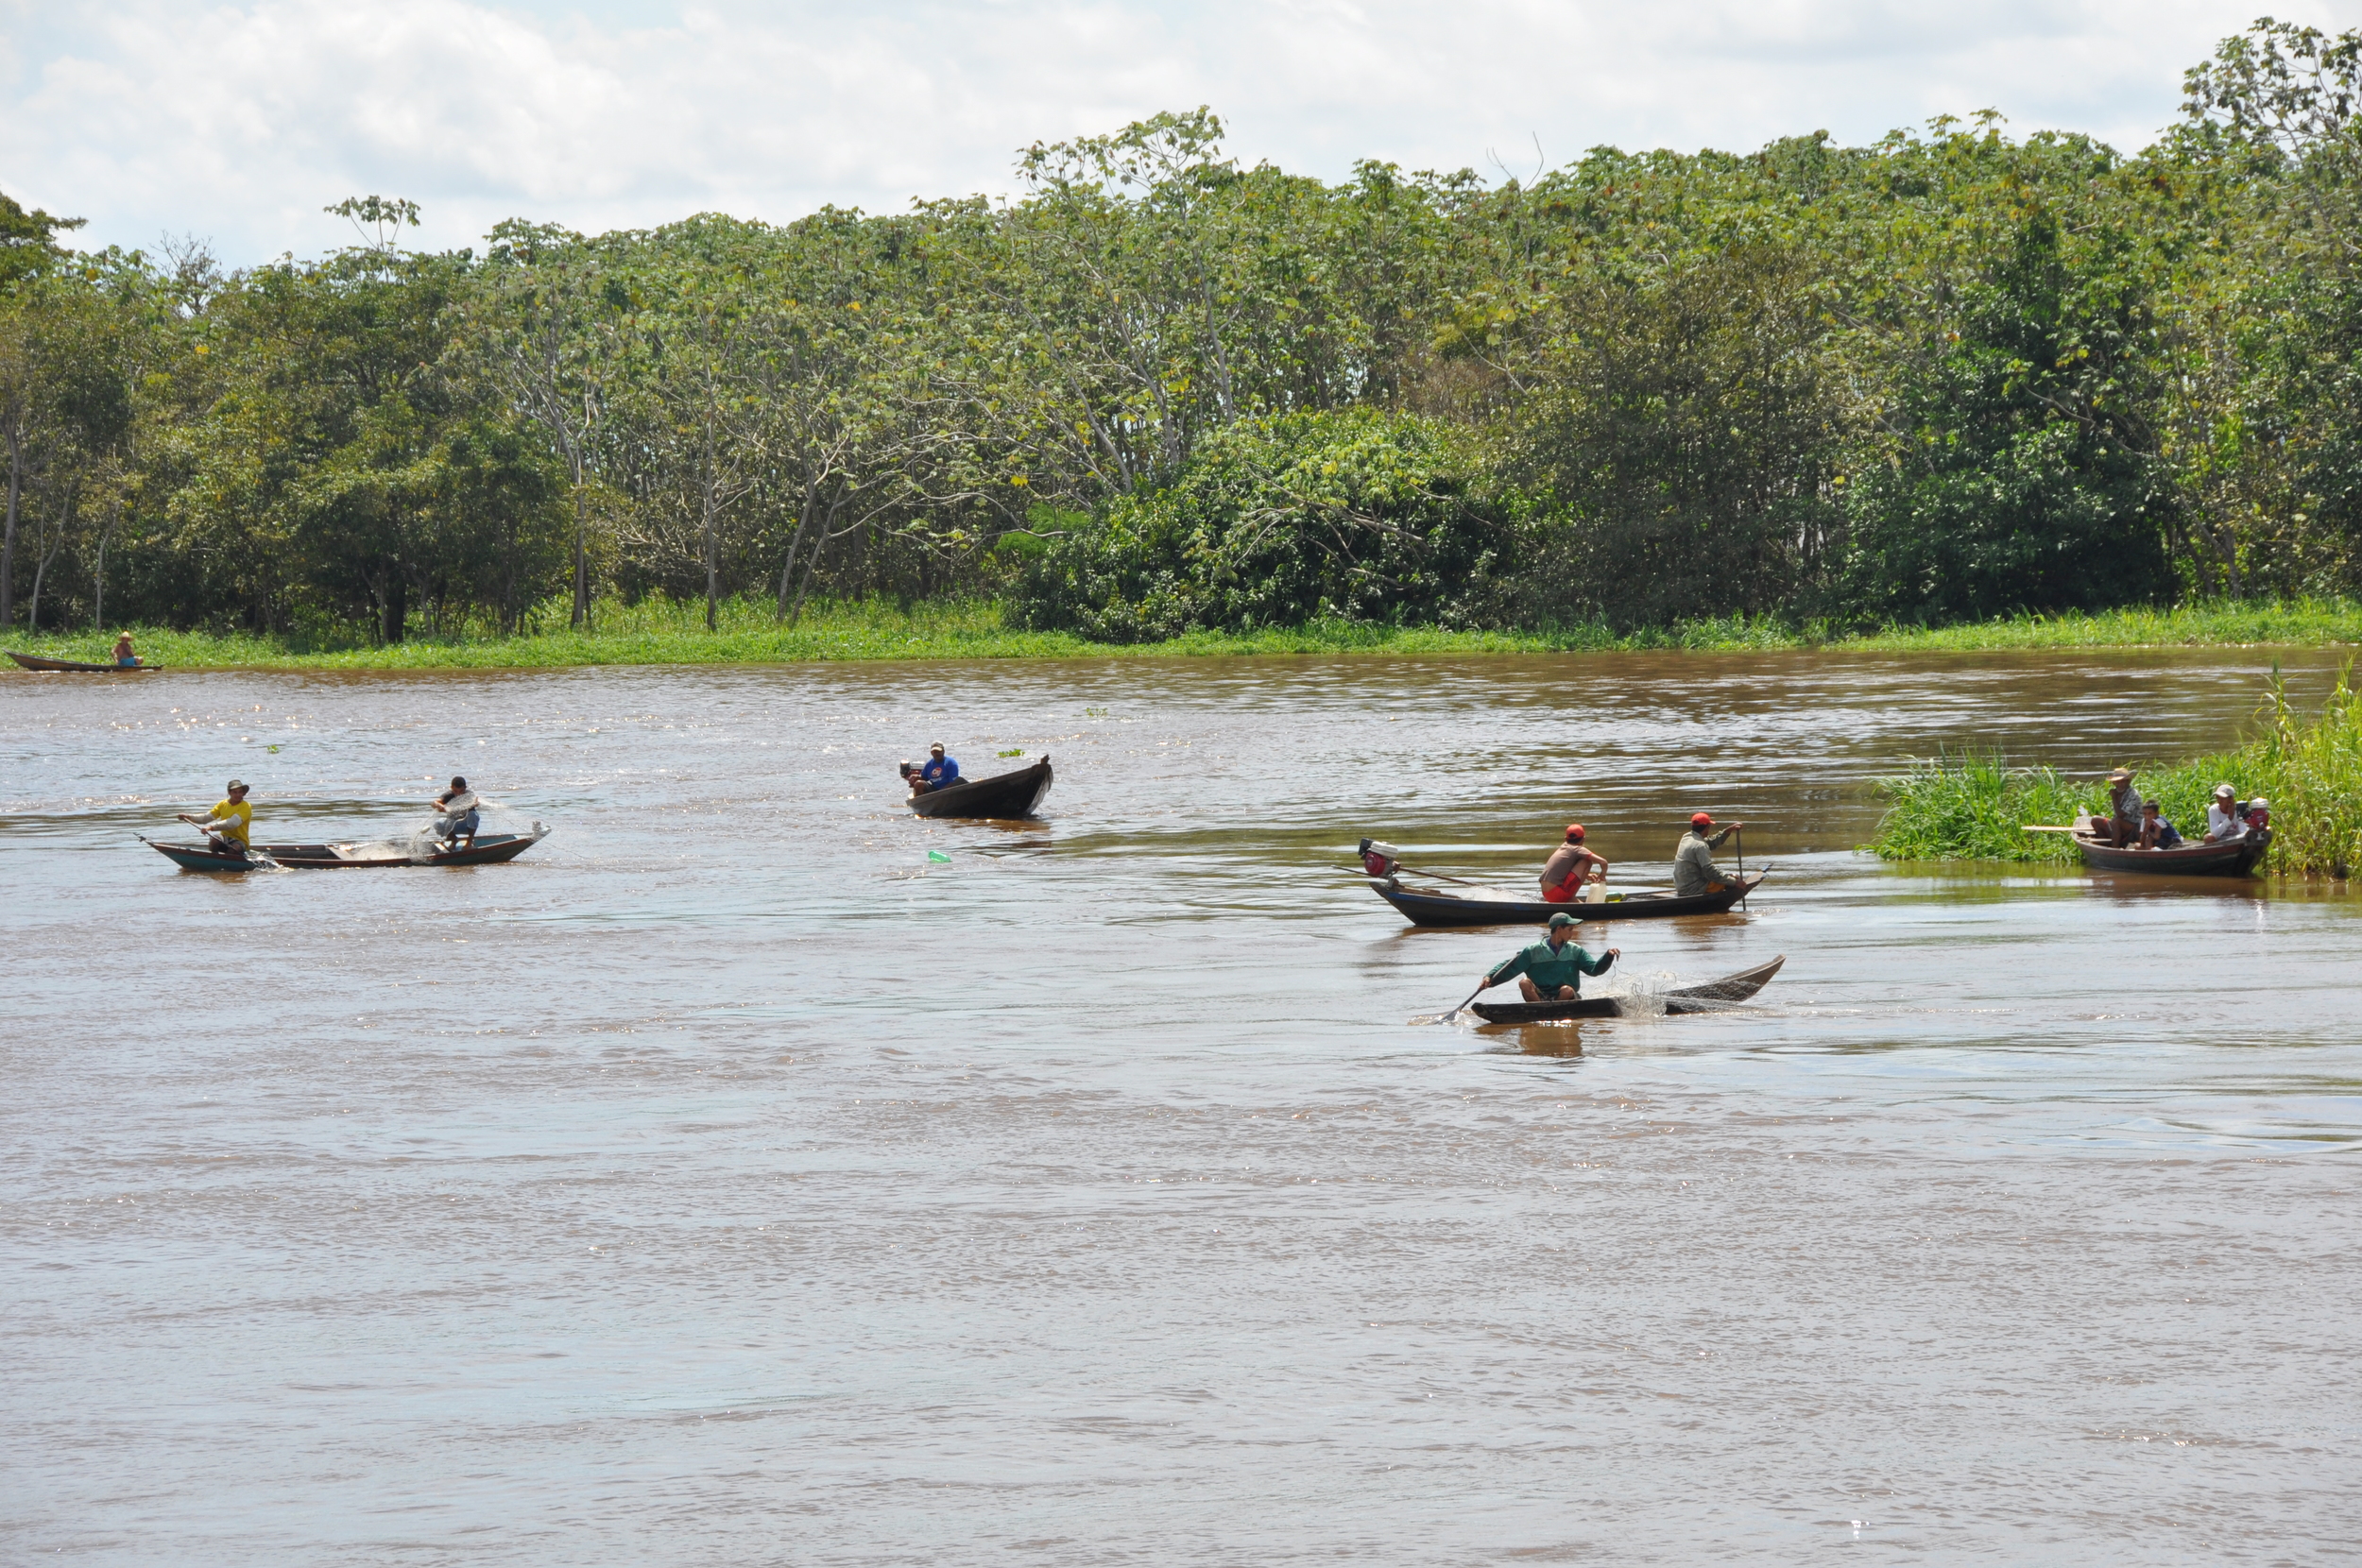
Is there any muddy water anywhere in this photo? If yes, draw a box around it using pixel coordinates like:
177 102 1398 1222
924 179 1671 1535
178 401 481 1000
6 648 2360 1564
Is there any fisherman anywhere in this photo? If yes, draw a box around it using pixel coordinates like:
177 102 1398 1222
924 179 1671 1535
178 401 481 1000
432 775 480 847
178 778 252 859
2090 768 2143 847
1479 912 1619 1002
2206 783 2251 843
919 742 961 792
111 632 141 668
1673 811 1747 897
1539 824 1610 903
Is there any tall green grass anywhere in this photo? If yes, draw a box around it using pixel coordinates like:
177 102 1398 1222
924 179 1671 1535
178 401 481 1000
11 594 2362 670
1869 666 2362 877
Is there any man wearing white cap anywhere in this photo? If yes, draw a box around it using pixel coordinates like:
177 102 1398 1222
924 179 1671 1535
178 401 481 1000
2206 783 2251 843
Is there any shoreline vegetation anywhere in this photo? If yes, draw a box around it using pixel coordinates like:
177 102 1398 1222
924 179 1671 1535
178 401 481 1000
9 25 2362 661
10 597 2362 672
1868 669 2362 878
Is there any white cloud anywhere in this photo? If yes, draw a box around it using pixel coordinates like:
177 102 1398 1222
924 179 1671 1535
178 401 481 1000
2 0 2354 264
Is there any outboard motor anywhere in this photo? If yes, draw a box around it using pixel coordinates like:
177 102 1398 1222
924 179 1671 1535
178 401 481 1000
1359 837 1403 879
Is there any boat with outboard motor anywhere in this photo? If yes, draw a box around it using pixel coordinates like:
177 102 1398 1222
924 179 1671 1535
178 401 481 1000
907 757 1053 820
2069 826 2270 878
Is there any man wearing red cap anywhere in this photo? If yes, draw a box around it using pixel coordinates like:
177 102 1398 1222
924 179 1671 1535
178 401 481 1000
1538 824 1610 903
1674 811 1746 897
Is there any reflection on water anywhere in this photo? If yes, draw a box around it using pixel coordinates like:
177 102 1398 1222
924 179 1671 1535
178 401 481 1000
5 647 2361 1563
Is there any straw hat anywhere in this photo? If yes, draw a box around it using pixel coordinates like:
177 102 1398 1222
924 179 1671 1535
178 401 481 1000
2107 768 2133 783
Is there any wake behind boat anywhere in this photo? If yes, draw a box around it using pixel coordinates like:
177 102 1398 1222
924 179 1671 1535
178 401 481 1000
1469 956 1785 1022
144 825 549 872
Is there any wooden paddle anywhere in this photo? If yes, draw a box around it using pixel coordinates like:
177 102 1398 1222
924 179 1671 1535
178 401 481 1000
2021 825 2082 834
1410 982 1488 1026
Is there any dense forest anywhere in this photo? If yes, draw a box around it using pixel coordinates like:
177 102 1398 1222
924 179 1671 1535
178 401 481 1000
4 20 2361 644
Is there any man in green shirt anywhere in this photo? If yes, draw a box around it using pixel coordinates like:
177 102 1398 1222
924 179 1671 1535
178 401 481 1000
1480 912 1619 1002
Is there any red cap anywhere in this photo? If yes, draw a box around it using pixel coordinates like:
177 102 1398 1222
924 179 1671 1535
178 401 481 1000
1691 811 1714 827
1565 824 1584 842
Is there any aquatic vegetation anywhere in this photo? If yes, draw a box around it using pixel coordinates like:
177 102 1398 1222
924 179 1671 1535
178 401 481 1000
1869 667 2362 876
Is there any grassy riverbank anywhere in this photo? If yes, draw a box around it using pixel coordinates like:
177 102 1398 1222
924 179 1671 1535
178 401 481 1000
10 596 2362 671
1868 670 2362 877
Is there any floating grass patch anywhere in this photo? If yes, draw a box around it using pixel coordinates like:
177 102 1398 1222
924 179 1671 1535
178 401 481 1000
1868 667 2362 877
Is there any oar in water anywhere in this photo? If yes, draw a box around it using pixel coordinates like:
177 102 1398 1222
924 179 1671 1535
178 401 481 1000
2021 825 2082 833
1409 982 1488 1027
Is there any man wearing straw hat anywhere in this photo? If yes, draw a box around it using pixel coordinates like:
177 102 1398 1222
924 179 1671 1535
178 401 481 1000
2089 767 2143 847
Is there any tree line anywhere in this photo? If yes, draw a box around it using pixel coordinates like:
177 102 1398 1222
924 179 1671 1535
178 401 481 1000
4 20 2361 644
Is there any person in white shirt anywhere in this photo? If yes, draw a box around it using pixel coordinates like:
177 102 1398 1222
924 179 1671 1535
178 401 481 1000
2205 783 2250 843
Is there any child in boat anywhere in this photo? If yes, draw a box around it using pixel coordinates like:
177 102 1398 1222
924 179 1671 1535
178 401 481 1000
2138 799 2183 850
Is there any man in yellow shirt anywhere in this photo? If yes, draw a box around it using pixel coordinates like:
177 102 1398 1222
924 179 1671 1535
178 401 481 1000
179 779 252 859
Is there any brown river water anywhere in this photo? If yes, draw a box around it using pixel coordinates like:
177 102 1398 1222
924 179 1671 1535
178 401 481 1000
6 648 2361 1564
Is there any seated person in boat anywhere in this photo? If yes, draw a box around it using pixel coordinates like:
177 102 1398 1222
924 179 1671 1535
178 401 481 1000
919 743 961 792
112 632 141 668
1673 812 1746 897
1480 912 1619 1002
2087 768 2142 846
432 776 480 846
2137 798 2183 850
178 778 252 858
1540 824 1609 903
2206 783 2251 842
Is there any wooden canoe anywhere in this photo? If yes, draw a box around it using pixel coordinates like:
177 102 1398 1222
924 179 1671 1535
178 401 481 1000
907 757 1053 820
1375 870 1765 928
2072 828 2269 878
1470 956 1786 1024
143 827 549 872
9 651 159 673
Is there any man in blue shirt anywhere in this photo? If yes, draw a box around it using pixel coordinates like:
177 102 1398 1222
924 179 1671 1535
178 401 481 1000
919 743 961 792
1481 912 1620 1002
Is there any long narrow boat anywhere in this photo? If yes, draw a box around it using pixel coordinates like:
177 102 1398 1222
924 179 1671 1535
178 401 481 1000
1470 956 1786 1023
1374 870 1765 928
9 651 160 673
143 827 549 872
908 757 1053 820
2073 827 2270 878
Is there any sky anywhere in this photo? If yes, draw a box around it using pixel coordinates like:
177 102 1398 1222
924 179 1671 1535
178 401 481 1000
4 0 2358 265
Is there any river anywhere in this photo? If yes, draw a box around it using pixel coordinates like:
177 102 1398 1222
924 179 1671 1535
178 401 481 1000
5 648 2359 1563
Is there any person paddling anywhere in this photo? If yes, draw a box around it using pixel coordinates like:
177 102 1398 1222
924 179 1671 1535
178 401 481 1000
1479 912 1619 1002
1674 812 1746 897
178 779 252 859
1539 824 1610 903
